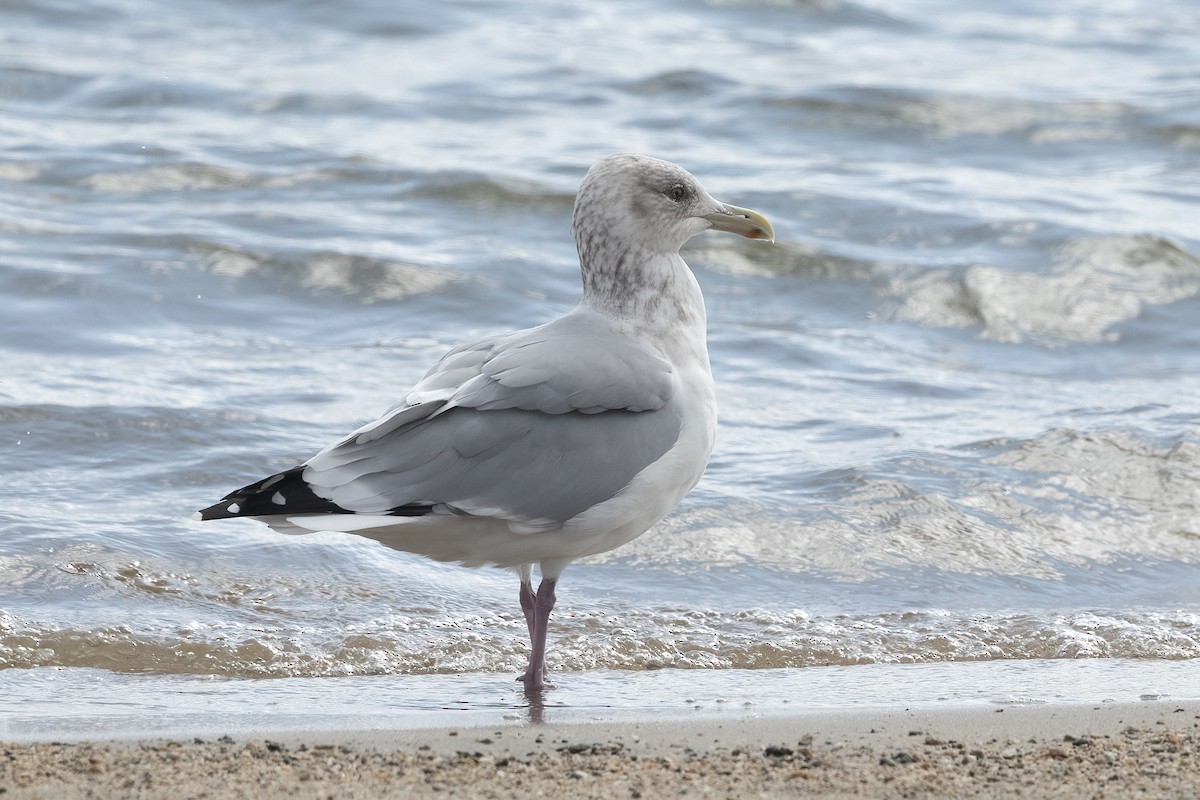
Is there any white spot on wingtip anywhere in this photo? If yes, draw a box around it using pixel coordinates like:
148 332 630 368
228 503 240 514
271 492 286 505
191 511 202 521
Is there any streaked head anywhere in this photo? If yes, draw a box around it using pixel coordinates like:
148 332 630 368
573 154 774 263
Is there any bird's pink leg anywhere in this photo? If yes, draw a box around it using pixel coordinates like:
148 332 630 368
518 577 536 642
518 577 557 691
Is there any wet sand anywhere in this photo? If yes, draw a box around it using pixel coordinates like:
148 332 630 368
3 701 1198 798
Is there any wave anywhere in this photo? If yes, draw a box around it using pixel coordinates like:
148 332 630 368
185 243 463 303
878 235 1200 344
632 425 1200 581
4 603 1198 678
709 234 1200 346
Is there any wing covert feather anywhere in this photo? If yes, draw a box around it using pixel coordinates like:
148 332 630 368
304 405 682 524
301 308 682 525
403 310 675 416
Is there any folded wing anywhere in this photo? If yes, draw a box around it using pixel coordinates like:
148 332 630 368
197 310 682 531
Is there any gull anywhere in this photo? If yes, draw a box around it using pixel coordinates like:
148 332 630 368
195 154 774 690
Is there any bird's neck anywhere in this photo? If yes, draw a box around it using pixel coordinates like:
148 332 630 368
579 246 710 364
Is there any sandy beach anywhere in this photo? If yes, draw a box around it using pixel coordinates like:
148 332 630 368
4 700 1198 799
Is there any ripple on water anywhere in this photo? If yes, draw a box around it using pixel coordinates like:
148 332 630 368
5 602 1200 678
879 235 1200 345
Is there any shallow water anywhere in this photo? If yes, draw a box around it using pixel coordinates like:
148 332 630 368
2 0 1199 720
5 659 1200 741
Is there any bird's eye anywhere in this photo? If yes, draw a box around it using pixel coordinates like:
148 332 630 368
665 184 688 203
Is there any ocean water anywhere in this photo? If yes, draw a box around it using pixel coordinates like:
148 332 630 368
2 0 1199 733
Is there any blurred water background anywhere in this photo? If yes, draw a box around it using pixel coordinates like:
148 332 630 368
2 0 1198 734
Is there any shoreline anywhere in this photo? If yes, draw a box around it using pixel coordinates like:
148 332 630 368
4 700 1199 798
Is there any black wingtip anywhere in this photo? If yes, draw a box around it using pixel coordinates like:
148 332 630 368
195 465 349 521
195 464 439 523
193 500 244 521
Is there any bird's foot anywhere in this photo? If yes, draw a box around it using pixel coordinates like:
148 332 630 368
516 670 553 691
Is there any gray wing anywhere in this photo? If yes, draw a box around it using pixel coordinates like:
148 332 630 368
302 309 681 527
406 311 674 414
304 405 681 525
